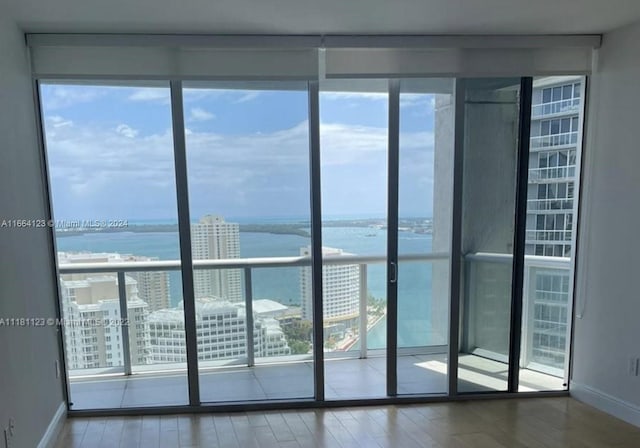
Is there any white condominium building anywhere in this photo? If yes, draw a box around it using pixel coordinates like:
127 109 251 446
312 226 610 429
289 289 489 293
59 273 149 370
191 215 243 303
58 251 170 312
527 76 582 258
299 246 360 335
524 76 583 373
146 298 290 363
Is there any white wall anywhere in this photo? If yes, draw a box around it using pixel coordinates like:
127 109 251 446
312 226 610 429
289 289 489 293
572 18 640 426
0 16 65 448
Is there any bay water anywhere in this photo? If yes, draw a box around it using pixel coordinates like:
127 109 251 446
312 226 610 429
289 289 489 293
55 225 436 348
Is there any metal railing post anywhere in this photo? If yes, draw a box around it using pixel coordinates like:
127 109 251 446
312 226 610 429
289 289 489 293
117 271 132 376
359 264 368 359
308 80 325 401
244 267 255 367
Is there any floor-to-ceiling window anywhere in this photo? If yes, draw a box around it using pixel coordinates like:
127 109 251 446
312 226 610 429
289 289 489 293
182 82 315 402
519 76 585 390
318 80 390 399
456 78 522 393
40 82 189 409
35 46 588 411
395 79 454 396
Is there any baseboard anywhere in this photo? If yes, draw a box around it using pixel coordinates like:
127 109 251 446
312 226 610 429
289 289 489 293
571 382 640 428
37 402 66 448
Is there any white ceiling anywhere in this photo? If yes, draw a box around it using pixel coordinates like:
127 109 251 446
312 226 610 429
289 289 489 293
3 0 640 35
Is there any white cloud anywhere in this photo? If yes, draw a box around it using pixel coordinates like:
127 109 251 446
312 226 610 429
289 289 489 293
189 108 216 122
184 88 262 104
319 123 387 166
321 92 435 109
319 122 433 166
47 123 176 200
235 91 261 103
183 89 221 102
400 94 432 109
42 86 106 110
44 116 435 218
115 124 139 138
321 92 387 101
127 88 170 103
48 115 73 128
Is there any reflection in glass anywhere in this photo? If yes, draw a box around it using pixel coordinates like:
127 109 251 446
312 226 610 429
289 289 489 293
457 78 521 393
520 76 585 391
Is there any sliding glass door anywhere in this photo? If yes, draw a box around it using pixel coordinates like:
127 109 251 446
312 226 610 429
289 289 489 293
518 76 585 392
456 78 523 393
181 82 315 402
39 75 582 412
319 80 389 399
394 79 454 396
40 82 189 409
317 78 456 399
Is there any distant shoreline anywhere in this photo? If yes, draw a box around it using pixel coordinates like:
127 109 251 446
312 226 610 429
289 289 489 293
54 218 433 239
55 223 311 238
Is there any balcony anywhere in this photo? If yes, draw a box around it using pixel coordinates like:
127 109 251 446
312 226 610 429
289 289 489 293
464 253 571 378
59 253 568 409
526 229 573 244
527 198 574 212
530 132 578 149
532 98 581 118
528 165 576 183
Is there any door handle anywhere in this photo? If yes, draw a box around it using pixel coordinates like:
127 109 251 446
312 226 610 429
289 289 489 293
389 261 397 283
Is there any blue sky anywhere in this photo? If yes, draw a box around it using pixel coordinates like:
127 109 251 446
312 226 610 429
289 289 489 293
40 83 437 222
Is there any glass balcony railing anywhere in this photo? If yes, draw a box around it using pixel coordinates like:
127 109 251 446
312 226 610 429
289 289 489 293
59 251 569 383
58 252 450 379
532 98 581 117
465 253 571 377
530 132 578 149
528 165 576 182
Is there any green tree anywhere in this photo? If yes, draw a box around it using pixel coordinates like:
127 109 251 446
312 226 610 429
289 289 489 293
284 319 312 341
289 340 311 354
282 318 313 355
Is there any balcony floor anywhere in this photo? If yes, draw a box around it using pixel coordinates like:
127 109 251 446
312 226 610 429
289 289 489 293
68 354 565 410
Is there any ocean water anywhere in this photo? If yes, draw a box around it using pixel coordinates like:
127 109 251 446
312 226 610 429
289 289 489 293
55 225 437 347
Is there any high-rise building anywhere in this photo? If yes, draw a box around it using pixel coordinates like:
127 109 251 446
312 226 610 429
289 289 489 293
524 76 583 373
299 246 360 340
191 215 243 302
146 298 290 363
59 273 149 370
128 268 170 312
58 252 171 312
527 76 582 258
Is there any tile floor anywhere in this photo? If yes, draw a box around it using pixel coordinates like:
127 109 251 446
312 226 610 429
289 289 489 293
68 354 564 409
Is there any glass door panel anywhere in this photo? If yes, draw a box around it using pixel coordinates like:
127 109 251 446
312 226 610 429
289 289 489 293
396 79 454 395
457 78 522 393
182 82 314 402
39 82 188 409
519 76 585 391
319 80 388 399
40 74 574 410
